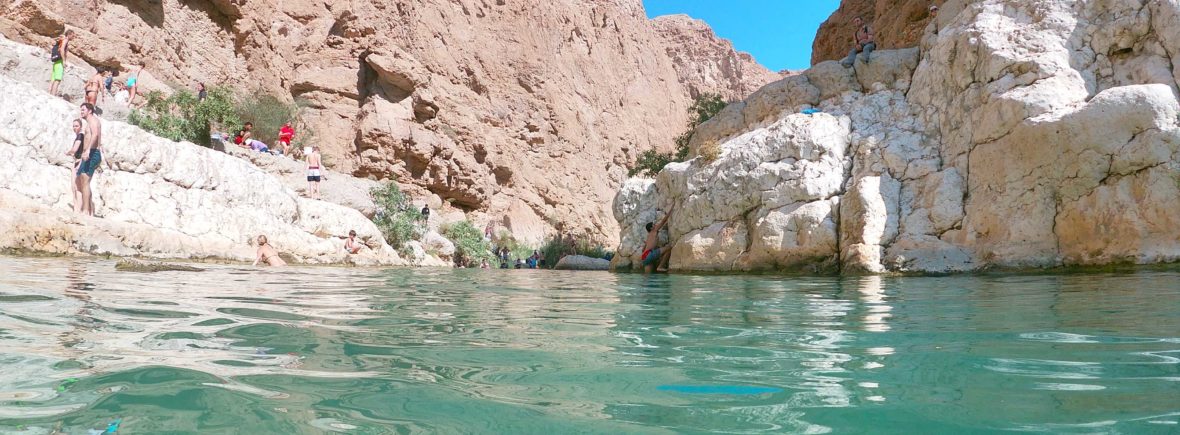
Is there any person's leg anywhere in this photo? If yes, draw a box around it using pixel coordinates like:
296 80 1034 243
72 169 83 214
862 42 876 63
842 46 858 67
656 245 673 272
78 173 93 216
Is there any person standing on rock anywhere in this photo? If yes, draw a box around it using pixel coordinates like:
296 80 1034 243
253 235 288 267
64 118 86 211
641 206 675 273
306 145 322 198
76 103 103 216
85 69 105 107
125 65 143 107
842 17 876 68
48 30 75 97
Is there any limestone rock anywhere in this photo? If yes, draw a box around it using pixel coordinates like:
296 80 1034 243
554 255 610 271
616 0 1180 274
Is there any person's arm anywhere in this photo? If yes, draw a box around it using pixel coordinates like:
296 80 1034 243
654 205 675 231
61 39 68 63
66 137 82 157
253 250 262 266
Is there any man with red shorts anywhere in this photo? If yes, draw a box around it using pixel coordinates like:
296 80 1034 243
641 206 674 273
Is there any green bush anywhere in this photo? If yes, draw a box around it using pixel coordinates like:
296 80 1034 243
626 93 728 177
443 220 495 267
236 92 315 152
128 87 239 147
371 183 425 251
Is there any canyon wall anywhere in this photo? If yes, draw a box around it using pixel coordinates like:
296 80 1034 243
0 0 778 246
616 0 1180 274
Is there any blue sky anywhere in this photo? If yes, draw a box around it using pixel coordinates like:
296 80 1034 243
643 0 840 71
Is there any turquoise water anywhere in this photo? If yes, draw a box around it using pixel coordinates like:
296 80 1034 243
0 257 1178 434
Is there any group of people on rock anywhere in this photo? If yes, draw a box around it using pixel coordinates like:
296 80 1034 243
252 229 366 267
50 30 143 109
227 121 322 198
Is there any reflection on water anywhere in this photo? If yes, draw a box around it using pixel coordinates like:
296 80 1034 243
0 257 1178 433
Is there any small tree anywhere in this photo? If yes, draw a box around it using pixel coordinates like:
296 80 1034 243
371 183 425 250
129 87 239 147
443 220 496 267
627 93 728 177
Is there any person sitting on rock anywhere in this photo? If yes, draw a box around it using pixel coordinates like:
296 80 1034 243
277 121 294 155
344 230 362 254
235 122 254 148
842 16 876 68
641 206 675 273
253 235 288 267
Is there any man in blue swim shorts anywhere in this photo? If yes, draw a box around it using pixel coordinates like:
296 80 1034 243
76 103 103 216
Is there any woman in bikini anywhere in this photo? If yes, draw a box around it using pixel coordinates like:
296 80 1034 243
84 70 104 106
253 235 288 267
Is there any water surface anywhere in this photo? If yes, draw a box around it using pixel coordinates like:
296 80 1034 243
0 257 1177 433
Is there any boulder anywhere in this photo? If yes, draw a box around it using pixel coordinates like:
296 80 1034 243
554 255 610 271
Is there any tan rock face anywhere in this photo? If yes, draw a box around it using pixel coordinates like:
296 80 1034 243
650 14 784 101
1 0 779 247
811 0 943 64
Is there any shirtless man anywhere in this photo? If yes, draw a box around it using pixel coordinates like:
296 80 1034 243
641 206 674 273
84 70 104 107
253 235 288 267
76 103 102 216
306 146 322 198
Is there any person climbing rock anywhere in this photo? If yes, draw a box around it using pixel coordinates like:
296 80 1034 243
252 235 288 267
76 103 103 217
48 30 75 97
841 16 876 68
641 206 675 273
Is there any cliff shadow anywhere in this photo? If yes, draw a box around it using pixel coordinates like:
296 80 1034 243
106 0 166 29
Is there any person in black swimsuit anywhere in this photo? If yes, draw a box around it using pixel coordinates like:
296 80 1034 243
64 118 85 211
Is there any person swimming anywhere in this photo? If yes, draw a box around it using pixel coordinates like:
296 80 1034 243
252 235 288 267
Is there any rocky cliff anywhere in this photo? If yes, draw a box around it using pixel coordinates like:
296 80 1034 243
811 0 939 64
0 0 778 246
615 0 1180 274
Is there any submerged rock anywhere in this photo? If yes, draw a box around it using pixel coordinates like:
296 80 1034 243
615 0 1180 274
115 259 204 273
